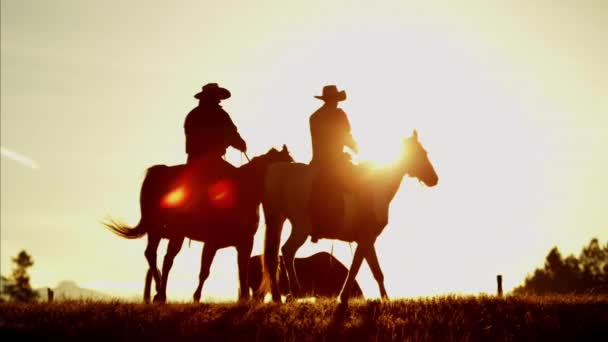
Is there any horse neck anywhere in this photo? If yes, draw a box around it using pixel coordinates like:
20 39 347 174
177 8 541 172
371 159 408 207
238 157 270 202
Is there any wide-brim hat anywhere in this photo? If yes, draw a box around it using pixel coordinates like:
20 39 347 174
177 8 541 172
314 85 346 102
194 83 231 100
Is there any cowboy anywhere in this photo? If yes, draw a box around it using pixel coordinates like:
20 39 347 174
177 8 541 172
184 83 247 163
182 83 247 212
308 85 371 242
185 83 247 164
309 85 358 166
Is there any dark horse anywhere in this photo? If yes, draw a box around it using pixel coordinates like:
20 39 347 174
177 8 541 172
248 252 364 299
105 145 293 303
260 131 438 303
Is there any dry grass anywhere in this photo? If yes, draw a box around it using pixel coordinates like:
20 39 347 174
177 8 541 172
1 295 607 341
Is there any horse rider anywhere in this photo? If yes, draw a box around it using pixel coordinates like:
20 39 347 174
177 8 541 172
309 85 358 168
184 83 247 182
309 85 372 242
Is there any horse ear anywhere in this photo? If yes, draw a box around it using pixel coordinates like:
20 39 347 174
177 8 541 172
413 129 418 140
281 144 287 152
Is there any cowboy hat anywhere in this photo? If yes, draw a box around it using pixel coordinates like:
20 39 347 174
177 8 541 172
194 83 231 100
314 85 346 102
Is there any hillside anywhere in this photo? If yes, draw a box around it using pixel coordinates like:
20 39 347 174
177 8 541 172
35 281 112 301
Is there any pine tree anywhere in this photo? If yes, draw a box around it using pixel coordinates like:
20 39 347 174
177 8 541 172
2 250 40 302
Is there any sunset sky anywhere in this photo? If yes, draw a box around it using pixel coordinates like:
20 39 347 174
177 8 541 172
1 0 606 301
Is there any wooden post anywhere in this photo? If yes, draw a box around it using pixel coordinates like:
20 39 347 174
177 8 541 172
496 274 503 298
47 288 54 302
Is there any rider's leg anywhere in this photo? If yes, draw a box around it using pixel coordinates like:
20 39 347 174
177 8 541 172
341 164 376 231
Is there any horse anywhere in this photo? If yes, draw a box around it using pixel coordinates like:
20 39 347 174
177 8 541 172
248 252 364 299
104 145 293 303
259 130 438 303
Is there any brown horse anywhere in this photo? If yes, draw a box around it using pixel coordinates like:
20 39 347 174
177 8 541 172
104 145 293 303
260 130 438 303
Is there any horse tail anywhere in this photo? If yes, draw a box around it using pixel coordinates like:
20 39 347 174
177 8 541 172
102 164 168 240
258 167 285 298
103 218 147 239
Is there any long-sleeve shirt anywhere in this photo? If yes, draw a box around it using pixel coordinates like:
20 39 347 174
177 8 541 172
184 103 243 159
309 105 357 165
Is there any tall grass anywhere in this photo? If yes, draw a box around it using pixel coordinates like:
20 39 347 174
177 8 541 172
1 295 607 341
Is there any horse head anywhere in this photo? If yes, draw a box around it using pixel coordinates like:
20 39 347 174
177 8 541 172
268 144 294 164
401 130 438 187
249 144 294 168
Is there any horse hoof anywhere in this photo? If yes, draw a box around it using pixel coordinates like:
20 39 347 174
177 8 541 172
153 294 166 304
252 293 265 303
338 295 350 305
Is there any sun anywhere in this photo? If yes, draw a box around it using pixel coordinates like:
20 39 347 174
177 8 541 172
353 133 403 168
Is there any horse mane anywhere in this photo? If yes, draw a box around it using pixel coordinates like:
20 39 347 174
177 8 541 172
238 150 275 171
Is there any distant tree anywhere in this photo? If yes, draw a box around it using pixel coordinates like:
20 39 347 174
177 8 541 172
514 238 608 295
0 275 8 302
2 250 40 302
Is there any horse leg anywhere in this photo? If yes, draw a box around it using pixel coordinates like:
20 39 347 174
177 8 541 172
365 245 388 300
338 243 368 304
144 233 162 303
193 243 218 303
154 235 184 303
280 226 308 300
262 212 286 303
236 239 254 302
144 269 153 303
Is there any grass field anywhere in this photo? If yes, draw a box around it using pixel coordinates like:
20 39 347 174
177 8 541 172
1 295 607 341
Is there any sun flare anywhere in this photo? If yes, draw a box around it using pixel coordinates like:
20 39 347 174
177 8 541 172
353 134 403 168
161 186 187 208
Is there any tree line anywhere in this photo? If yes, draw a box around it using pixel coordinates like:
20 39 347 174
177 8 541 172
513 237 607 295
1 238 606 302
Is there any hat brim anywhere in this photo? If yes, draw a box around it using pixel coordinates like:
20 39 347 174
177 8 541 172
194 88 231 100
314 91 346 102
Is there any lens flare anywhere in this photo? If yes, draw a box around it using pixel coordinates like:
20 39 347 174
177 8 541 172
208 179 236 209
161 186 187 208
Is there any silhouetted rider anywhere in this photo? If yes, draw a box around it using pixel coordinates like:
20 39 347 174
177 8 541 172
183 83 247 211
309 85 358 166
185 83 247 165
309 85 371 242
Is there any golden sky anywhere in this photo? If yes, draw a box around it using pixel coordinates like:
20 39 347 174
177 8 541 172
1 0 606 300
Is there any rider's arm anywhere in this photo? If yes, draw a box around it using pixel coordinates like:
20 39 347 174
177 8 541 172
338 109 358 154
219 109 247 152
345 133 358 154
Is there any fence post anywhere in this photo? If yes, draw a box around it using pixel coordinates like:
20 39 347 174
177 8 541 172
496 274 503 298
